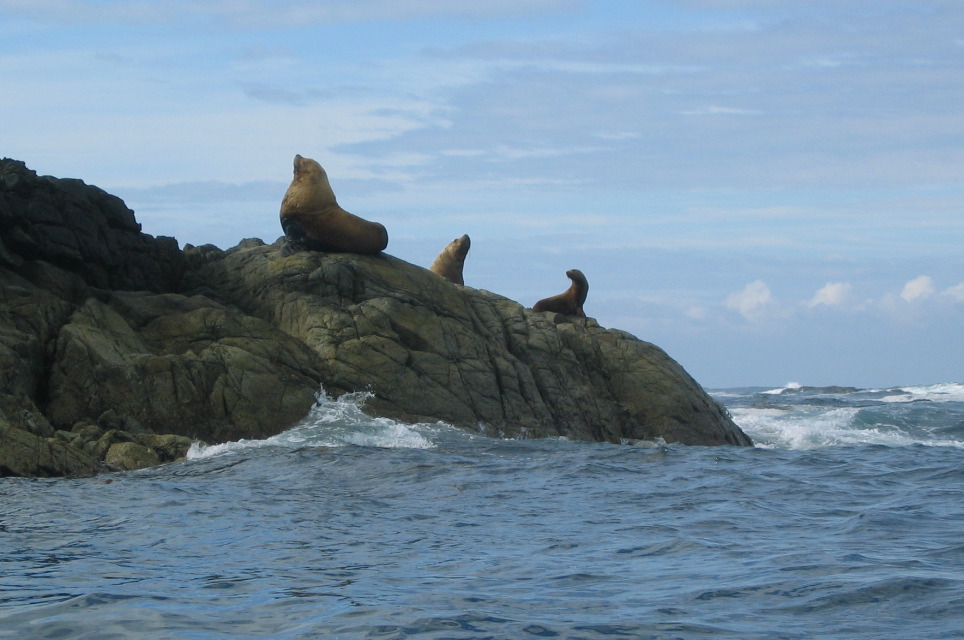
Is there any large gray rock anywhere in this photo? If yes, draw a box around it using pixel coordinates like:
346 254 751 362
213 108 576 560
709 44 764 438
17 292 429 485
0 271 73 440
45 292 324 444
104 441 161 471
0 158 183 292
0 158 751 477
188 242 750 446
0 420 101 478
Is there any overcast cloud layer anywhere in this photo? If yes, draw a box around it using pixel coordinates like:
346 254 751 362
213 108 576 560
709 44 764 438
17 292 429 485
3 0 962 387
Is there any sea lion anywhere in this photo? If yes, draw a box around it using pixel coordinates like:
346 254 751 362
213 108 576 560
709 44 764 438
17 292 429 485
428 234 470 285
532 269 589 317
279 154 388 256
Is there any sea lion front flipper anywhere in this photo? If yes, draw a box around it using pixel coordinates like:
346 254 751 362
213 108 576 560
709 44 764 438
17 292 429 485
280 217 310 256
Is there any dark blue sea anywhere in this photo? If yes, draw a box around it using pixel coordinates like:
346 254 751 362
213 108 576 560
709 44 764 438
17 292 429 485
2 383 963 639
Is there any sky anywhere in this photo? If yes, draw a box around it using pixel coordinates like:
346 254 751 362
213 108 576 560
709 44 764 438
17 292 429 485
2 0 962 389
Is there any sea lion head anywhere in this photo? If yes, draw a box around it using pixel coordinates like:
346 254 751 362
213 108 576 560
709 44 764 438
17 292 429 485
283 154 337 215
566 269 589 306
450 234 470 258
429 233 471 285
566 268 587 289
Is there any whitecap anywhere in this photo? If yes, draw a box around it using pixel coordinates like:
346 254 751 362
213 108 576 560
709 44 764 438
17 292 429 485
880 382 964 404
730 406 921 450
762 381 802 395
187 386 437 460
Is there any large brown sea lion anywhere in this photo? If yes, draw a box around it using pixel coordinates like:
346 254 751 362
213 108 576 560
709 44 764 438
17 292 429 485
279 154 388 256
428 234 470 285
532 269 589 317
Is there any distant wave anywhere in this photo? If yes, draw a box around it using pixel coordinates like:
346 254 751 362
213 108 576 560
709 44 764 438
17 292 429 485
762 382 861 395
760 381 964 401
761 381 804 395
880 382 964 403
720 382 964 450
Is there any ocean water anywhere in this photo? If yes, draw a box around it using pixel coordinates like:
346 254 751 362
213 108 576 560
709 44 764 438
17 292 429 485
2 383 963 639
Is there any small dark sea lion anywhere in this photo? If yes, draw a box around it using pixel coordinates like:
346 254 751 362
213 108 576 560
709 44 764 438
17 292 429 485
532 268 588 317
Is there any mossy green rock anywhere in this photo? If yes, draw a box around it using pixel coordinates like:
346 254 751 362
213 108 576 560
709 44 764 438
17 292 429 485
104 441 161 471
45 292 323 444
0 420 100 477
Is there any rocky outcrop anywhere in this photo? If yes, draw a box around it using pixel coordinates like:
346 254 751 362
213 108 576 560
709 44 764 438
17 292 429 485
186 244 748 446
0 159 751 476
44 291 324 442
0 159 183 294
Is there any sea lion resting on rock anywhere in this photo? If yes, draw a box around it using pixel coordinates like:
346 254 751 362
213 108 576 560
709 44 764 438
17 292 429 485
532 269 589 317
279 154 388 256
429 234 470 285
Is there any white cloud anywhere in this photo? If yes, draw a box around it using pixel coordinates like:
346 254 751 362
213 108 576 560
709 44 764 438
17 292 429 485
900 275 936 302
807 282 853 308
680 105 764 116
685 306 708 320
725 279 774 321
943 283 964 302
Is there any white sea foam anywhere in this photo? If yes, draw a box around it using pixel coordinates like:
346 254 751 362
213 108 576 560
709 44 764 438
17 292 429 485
879 382 964 404
730 406 924 450
762 381 802 395
187 387 436 460
706 390 744 398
